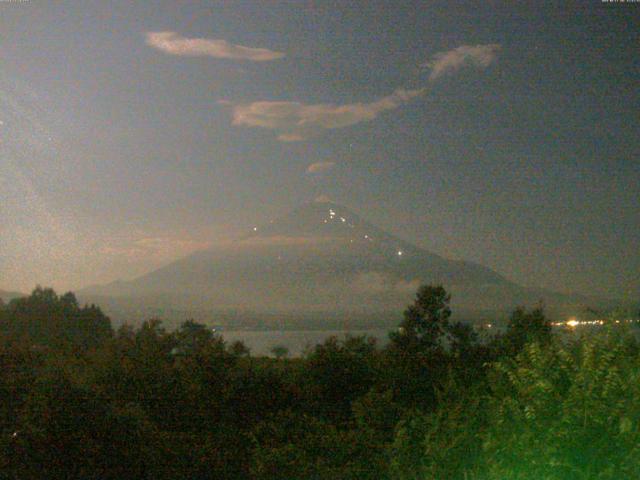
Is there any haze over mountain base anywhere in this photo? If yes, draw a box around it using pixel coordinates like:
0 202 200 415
79 201 617 327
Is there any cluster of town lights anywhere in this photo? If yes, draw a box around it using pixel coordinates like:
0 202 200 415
482 317 638 329
552 317 638 328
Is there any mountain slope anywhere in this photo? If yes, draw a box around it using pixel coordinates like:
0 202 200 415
80 201 604 321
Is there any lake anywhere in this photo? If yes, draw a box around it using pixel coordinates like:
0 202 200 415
219 322 640 357
219 329 392 356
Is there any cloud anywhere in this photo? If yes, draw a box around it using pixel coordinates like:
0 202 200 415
306 161 335 174
225 88 424 141
145 31 285 61
100 237 211 259
238 235 332 247
133 237 211 252
217 44 497 141
277 133 306 142
424 44 501 80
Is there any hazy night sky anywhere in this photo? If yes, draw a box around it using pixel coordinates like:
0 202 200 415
0 1 638 299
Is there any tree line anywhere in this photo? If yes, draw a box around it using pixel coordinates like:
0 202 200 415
0 285 638 479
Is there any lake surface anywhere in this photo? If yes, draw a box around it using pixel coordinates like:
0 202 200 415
218 323 640 357
220 329 392 356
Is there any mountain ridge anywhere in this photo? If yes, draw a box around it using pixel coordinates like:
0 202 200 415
78 201 611 323
0 290 23 303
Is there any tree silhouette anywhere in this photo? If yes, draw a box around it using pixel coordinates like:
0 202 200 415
390 285 452 353
270 345 289 359
0 287 112 350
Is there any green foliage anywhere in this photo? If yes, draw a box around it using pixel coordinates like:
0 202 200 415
482 331 640 479
1 284 638 479
352 388 402 436
5 355 169 479
501 305 552 355
270 344 289 359
384 285 459 410
390 285 452 353
389 378 487 480
251 408 391 480
390 329 640 480
301 335 379 422
0 286 112 350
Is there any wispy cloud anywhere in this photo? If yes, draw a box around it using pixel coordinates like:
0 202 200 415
306 161 335 174
100 237 211 259
224 88 425 141
238 235 332 247
424 44 501 80
145 31 285 61
218 43 499 141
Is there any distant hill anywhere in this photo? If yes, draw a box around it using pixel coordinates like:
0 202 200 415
0 289 25 303
80 201 613 325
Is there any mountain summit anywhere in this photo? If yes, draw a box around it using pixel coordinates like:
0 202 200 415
246 201 434 259
248 201 381 238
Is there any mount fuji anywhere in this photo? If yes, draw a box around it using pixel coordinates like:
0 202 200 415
79 200 601 325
